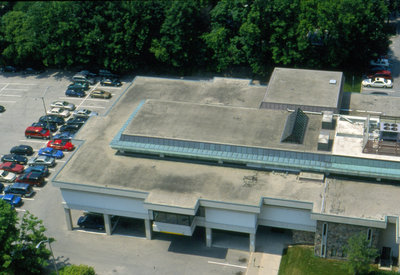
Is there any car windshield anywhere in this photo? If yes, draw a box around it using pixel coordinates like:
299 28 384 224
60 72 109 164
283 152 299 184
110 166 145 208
40 130 47 134
1 170 8 176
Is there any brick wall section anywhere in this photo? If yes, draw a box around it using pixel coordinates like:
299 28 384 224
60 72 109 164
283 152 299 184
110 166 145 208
314 221 380 259
292 230 315 245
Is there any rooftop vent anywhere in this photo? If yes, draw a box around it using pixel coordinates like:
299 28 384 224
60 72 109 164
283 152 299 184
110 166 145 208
281 108 309 144
329 79 337 85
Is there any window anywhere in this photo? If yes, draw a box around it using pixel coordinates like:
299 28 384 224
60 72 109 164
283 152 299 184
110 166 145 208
321 223 328 257
367 228 372 246
153 211 194 226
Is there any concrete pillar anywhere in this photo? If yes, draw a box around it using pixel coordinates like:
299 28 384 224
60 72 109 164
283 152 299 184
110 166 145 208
104 214 112 235
144 219 152 240
64 208 73 231
249 233 256 252
206 227 212 247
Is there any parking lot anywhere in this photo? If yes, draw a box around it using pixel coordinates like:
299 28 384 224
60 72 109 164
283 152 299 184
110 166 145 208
0 71 251 275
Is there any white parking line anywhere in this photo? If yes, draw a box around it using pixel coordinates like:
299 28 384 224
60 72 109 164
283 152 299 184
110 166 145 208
0 83 36 85
23 198 35 201
79 105 105 109
19 140 48 144
0 94 22 97
0 83 9 93
4 88 29 91
57 160 66 163
75 229 106 235
0 100 17 103
100 86 123 89
16 209 26 212
207 261 247 269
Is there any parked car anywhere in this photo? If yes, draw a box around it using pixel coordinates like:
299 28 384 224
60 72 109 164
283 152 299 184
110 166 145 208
65 88 86 98
24 165 49 177
50 101 76 111
22 67 44 75
38 147 64 159
0 105 5 113
73 109 98 118
73 73 96 85
10 145 33 156
369 66 391 73
39 115 65 125
367 70 392 80
16 171 45 186
60 124 82 133
0 183 3 193
0 170 17 183
1 154 27 165
77 213 105 230
4 183 34 197
1 66 18 72
47 139 75 151
31 121 58 132
78 70 97 78
98 69 117 78
100 78 122 87
66 117 87 125
0 162 24 174
68 82 89 91
53 132 74 141
90 89 112 99
362 77 393 88
47 107 70 118
25 126 51 139
0 194 22 207
370 58 389 67
27 155 56 167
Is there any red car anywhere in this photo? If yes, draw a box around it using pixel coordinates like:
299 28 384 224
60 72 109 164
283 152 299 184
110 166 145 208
367 70 392 80
47 139 75 151
0 162 24 174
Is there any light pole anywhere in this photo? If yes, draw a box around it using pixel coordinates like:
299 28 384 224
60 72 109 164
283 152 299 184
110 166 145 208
38 86 52 140
36 240 59 275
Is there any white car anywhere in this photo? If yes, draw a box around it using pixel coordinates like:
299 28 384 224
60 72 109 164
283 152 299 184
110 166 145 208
362 77 393 88
50 101 75 110
73 109 98 118
27 155 56 167
0 170 16 183
47 107 70 118
370 58 389 67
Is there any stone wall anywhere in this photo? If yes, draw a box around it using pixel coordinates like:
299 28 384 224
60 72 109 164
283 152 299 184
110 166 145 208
292 230 315 245
314 221 380 259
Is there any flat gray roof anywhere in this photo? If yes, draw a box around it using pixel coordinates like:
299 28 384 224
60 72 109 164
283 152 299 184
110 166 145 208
122 99 323 152
54 76 400 221
262 68 343 109
341 92 400 117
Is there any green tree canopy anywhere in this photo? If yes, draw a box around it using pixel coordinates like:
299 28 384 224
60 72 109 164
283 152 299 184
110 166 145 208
345 232 379 275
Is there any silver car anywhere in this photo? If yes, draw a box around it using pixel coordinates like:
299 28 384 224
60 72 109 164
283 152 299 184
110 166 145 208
50 101 76 111
27 155 56 167
72 108 98 118
0 170 17 182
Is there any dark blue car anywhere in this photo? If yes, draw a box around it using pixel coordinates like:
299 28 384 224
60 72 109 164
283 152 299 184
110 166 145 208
65 88 86 97
38 147 64 159
24 165 49 177
1 154 28 165
53 132 74 140
32 121 58 132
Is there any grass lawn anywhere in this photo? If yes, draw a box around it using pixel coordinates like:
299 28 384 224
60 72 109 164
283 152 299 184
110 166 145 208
278 245 398 275
343 72 362 93
278 245 351 275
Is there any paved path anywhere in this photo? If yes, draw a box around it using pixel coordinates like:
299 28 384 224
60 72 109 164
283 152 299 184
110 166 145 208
246 229 292 275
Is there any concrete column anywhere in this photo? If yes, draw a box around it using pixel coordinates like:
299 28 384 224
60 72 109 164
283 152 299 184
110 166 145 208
144 219 152 240
104 214 112 235
206 227 212 247
63 208 73 231
249 233 256 252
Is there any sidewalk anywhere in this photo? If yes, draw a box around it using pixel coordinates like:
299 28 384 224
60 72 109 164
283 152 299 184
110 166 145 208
246 229 291 275
246 251 283 275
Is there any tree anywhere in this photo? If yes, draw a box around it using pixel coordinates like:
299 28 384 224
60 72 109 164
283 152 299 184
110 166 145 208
0 200 52 274
59 264 95 275
345 232 378 275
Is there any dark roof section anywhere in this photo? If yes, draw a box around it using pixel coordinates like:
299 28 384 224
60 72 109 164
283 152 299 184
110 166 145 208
281 108 309 144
